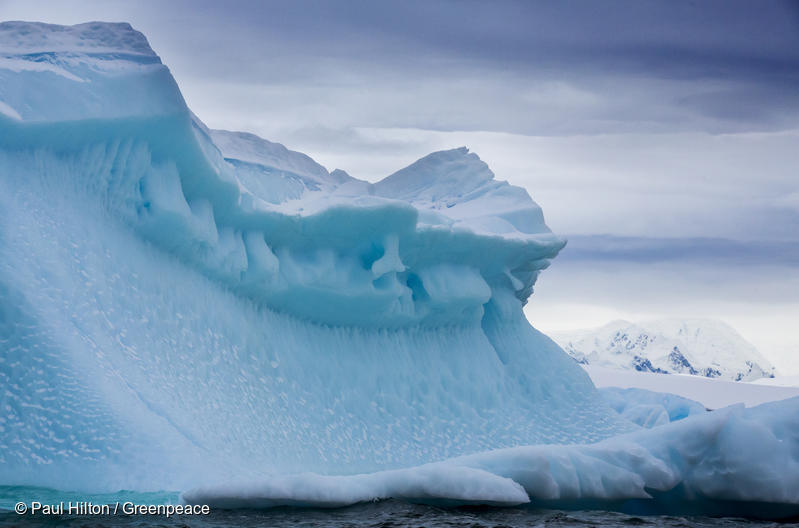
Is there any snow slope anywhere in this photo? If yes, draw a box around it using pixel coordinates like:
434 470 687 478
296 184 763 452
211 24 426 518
2 21 799 518
553 319 776 381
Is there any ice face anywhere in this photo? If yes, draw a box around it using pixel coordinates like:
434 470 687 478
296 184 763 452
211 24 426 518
0 21 631 492
0 148 630 490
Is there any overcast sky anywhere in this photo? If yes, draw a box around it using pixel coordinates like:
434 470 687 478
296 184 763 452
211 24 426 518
3 0 798 372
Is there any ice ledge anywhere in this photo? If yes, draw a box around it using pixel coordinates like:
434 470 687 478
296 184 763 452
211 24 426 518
183 396 799 518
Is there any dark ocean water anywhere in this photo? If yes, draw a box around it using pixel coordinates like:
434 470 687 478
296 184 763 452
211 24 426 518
2 500 797 528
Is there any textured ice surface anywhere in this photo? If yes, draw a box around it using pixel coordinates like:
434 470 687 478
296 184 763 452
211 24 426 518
2 22 799 516
0 21 628 492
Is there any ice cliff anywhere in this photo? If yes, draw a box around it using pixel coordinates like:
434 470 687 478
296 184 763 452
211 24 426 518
0 21 627 489
1 22 798 518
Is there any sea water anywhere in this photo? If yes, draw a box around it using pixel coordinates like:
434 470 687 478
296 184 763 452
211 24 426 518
1 490 796 528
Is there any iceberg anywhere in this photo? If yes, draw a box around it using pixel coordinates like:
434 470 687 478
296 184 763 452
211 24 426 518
0 20 627 490
1 21 798 519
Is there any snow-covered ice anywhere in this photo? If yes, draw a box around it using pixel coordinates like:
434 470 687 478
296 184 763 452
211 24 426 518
2 21 799 518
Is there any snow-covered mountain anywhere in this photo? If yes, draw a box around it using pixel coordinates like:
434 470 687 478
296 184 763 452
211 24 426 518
552 319 776 381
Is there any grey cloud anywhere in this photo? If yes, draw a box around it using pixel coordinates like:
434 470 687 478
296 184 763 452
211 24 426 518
5 0 798 135
558 235 799 267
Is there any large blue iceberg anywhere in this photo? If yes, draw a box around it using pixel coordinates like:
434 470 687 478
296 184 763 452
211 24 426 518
1 22 798 518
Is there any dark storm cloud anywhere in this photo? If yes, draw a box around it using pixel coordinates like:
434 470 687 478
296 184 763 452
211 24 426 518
161 0 799 74
4 0 798 134
144 0 799 133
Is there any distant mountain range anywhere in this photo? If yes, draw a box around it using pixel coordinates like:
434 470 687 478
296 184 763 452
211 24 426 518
551 319 776 382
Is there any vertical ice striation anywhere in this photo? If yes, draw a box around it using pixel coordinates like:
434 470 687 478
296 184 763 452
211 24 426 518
0 22 633 493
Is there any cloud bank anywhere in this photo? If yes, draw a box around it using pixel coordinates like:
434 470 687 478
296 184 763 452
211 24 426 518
2 0 797 370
